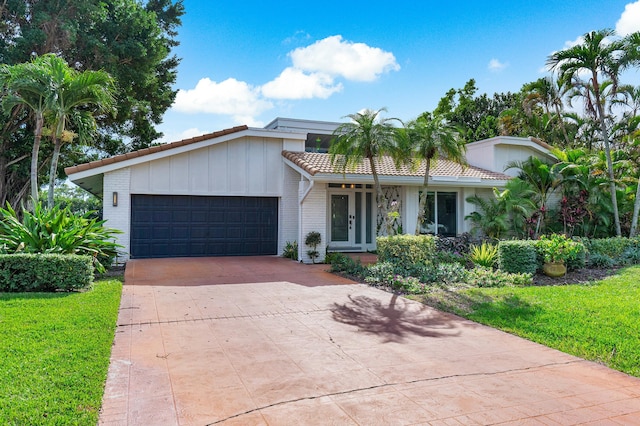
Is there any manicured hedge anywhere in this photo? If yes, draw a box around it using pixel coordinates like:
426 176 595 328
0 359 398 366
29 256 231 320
377 234 437 269
582 237 640 260
0 254 94 292
497 240 538 274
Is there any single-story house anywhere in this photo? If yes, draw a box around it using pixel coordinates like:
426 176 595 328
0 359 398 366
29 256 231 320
65 118 555 263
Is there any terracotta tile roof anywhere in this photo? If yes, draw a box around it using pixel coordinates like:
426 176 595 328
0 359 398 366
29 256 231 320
282 151 510 180
64 125 249 175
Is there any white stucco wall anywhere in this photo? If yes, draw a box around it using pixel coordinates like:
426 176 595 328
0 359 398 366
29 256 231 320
103 168 131 262
299 183 327 263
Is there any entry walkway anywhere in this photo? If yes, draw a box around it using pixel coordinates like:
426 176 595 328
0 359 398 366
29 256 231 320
100 257 640 425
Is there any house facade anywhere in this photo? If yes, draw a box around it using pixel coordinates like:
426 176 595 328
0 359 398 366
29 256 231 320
65 118 555 263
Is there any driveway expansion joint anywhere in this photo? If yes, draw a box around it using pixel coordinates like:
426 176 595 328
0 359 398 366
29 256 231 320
205 359 586 425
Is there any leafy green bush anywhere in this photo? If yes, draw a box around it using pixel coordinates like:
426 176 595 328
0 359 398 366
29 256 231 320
365 262 395 286
377 234 436 269
469 242 498 268
622 247 640 265
282 241 298 260
583 237 640 260
328 253 365 275
0 254 94 291
465 266 532 288
536 234 583 264
0 203 122 273
588 253 615 269
497 240 538 274
434 251 467 266
390 275 423 293
566 241 586 271
304 231 322 263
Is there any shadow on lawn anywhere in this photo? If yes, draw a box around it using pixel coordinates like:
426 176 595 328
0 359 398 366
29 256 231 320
331 293 461 343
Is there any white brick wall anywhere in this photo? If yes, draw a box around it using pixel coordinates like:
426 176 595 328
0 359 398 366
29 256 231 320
299 183 327 263
103 168 131 262
279 165 299 256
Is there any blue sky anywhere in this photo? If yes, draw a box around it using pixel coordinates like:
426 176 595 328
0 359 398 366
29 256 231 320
157 0 640 143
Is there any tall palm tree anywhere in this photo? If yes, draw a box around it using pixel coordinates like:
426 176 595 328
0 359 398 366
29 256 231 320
0 54 56 203
45 58 114 208
396 113 466 234
330 108 400 235
547 29 639 236
522 76 570 145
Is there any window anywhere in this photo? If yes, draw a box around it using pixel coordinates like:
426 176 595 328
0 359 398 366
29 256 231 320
419 191 457 237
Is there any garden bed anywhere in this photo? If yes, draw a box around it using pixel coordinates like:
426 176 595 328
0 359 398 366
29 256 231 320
531 267 619 286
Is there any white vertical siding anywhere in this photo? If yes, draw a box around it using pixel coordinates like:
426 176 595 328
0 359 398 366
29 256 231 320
299 184 327 263
279 165 299 257
103 168 131 262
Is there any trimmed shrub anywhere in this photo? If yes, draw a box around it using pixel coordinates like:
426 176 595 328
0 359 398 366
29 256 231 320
0 254 94 292
377 234 436 269
328 253 365 276
583 237 640 260
465 266 532 288
497 240 538 274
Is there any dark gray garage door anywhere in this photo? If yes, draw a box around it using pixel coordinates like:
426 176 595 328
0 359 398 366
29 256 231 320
130 195 278 258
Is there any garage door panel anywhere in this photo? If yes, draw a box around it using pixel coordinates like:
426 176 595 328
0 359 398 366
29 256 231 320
131 195 278 258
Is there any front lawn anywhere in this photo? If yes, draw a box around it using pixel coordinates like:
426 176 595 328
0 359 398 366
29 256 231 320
0 279 122 425
415 265 640 377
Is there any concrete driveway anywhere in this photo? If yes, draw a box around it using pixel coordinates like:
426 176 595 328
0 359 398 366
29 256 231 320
99 257 640 425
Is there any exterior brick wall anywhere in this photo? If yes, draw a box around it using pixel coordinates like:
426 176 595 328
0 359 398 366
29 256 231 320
103 168 131 262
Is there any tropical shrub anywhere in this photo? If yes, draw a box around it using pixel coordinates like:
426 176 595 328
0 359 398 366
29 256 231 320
583 237 640 259
377 234 436 269
364 262 395 286
0 203 122 272
282 241 298 260
587 253 615 268
497 240 538 274
469 242 498 268
390 275 423 293
434 251 467 266
536 234 583 264
328 253 365 275
566 241 587 271
621 247 640 265
0 254 94 292
435 233 476 255
465 266 532 288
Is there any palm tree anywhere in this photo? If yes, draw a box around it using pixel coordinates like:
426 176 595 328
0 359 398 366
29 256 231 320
330 108 400 235
396 113 466 235
522 76 571 145
45 58 114 208
547 29 639 236
505 156 563 238
465 193 509 239
0 54 56 203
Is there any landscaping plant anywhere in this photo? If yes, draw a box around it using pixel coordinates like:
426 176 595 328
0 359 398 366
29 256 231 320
469 242 498 268
304 231 321 263
0 202 122 272
282 240 298 260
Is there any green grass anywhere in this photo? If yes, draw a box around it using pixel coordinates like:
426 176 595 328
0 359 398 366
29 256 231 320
416 265 640 377
0 279 122 425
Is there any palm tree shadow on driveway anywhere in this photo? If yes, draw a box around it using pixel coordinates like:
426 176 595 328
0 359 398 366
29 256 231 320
331 293 463 343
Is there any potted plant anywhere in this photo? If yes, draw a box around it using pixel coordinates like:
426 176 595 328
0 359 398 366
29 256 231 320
305 231 322 264
537 234 580 277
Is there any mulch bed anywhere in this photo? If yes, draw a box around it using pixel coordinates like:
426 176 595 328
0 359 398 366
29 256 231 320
531 267 620 286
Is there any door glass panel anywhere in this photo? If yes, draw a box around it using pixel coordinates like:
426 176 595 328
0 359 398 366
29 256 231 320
331 195 349 242
437 192 457 237
355 192 362 244
366 192 372 244
420 191 437 234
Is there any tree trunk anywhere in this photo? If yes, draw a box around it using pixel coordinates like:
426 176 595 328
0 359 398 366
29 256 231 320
47 136 62 208
629 176 640 237
369 156 388 236
415 160 431 235
30 112 44 204
593 75 622 237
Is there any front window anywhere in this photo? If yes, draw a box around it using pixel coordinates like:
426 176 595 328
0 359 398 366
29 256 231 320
420 191 457 237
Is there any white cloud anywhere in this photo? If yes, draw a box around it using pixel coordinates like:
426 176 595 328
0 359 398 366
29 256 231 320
261 67 343 99
488 58 508 72
173 78 273 121
289 35 400 82
617 1 640 36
